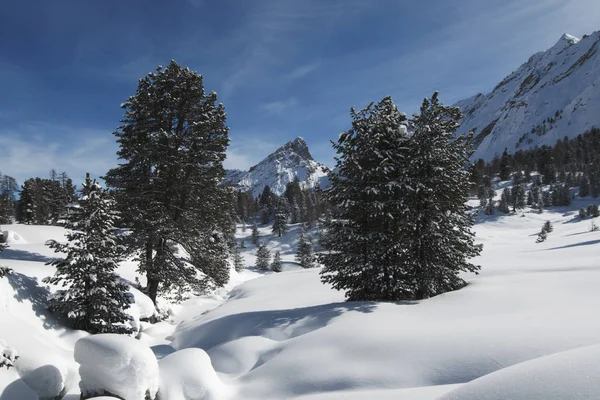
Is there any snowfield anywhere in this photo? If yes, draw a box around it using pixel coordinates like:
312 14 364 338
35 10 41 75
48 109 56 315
2 197 600 399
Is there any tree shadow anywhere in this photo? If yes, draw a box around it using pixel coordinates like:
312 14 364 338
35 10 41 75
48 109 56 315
546 239 600 251
0 249 54 263
5 272 59 329
0 364 67 400
175 301 384 351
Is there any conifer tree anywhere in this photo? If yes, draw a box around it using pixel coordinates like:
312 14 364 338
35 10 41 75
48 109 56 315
485 195 495 215
251 224 260 245
232 245 244 273
579 208 587 219
579 175 590 197
272 213 287 237
512 184 526 211
295 231 315 269
43 175 133 334
499 149 511 181
587 204 599 218
498 188 511 213
543 220 553 233
104 61 231 304
537 193 545 213
255 244 271 271
321 93 481 301
271 251 282 273
319 96 412 300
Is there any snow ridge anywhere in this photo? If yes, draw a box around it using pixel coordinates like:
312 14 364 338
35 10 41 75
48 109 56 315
455 31 600 160
224 137 330 197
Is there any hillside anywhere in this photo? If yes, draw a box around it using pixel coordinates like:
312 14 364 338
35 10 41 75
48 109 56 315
455 31 600 161
224 137 330 197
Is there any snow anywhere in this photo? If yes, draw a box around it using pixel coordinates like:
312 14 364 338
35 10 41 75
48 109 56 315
440 344 600 400
74 334 159 400
455 30 600 160
158 348 229 400
224 137 330 196
2 195 600 398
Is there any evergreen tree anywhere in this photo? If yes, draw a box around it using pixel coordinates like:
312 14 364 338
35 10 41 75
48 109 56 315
587 204 599 218
43 175 133 334
251 224 260 245
579 208 587 219
270 251 282 273
536 230 547 243
498 188 511 213
255 244 271 271
319 96 412 300
579 175 590 197
542 220 553 233
512 184 526 211
0 173 17 224
321 93 481 301
272 213 287 237
295 231 315 269
526 190 533 206
232 245 244 273
537 193 545 213
104 61 231 304
485 195 495 215
499 149 511 181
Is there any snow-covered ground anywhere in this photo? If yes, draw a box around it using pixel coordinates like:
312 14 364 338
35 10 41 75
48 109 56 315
2 196 600 399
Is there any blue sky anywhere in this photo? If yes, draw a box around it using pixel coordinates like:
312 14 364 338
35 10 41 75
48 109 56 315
1 0 600 184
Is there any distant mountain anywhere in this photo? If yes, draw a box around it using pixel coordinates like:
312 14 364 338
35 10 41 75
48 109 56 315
224 137 330 197
455 31 600 160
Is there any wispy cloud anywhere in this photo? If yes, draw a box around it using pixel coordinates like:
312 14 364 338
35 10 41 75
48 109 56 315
262 97 298 113
0 123 117 184
224 135 281 171
286 61 321 80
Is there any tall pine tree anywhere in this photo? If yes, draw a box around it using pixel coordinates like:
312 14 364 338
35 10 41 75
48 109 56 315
43 175 133 334
104 61 232 304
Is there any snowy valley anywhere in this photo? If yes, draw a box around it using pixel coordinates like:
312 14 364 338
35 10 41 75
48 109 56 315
2 185 600 399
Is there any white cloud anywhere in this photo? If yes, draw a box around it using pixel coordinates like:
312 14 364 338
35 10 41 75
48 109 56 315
224 136 281 171
262 97 298 113
0 123 118 185
286 62 320 80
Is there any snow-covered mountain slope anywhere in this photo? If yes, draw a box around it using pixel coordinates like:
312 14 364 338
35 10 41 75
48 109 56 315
455 31 600 160
224 137 330 197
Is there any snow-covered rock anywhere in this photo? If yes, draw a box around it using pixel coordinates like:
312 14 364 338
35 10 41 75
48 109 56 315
74 334 159 400
159 348 229 400
223 137 330 197
455 31 600 160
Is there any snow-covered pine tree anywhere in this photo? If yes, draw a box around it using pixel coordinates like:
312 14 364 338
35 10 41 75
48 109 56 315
43 175 133 334
587 204 599 218
499 149 511 181
232 245 244 272
295 231 315 269
526 190 533 206
401 92 482 300
251 224 260 245
542 220 553 233
512 184 526 211
271 251 282 273
485 195 495 215
272 213 287 237
498 187 511 213
319 96 413 301
579 208 587 219
255 244 271 271
536 230 547 243
104 61 232 305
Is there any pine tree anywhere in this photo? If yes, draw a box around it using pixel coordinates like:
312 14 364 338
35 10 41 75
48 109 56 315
579 208 587 219
536 231 547 243
251 224 260 245
321 93 481 301
537 193 545 213
43 175 133 334
512 184 526 211
255 244 271 271
272 213 287 237
498 188 511 213
400 92 482 299
295 231 315 269
526 190 533 206
319 96 412 301
270 251 282 273
232 245 244 273
499 149 511 181
579 175 590 197
587 204 599 218
542 220 553 233
485 195 495 215
104 61 231 304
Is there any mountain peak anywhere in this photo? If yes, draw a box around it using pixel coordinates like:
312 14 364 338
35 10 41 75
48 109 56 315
275 137 313 161
554 33 580 49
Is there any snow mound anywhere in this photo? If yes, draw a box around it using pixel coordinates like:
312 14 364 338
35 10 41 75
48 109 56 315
129 285 157 320
441 343 600 400
74 334 159 400
159 348 229 400
1 230 27 245
19 363 68 399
